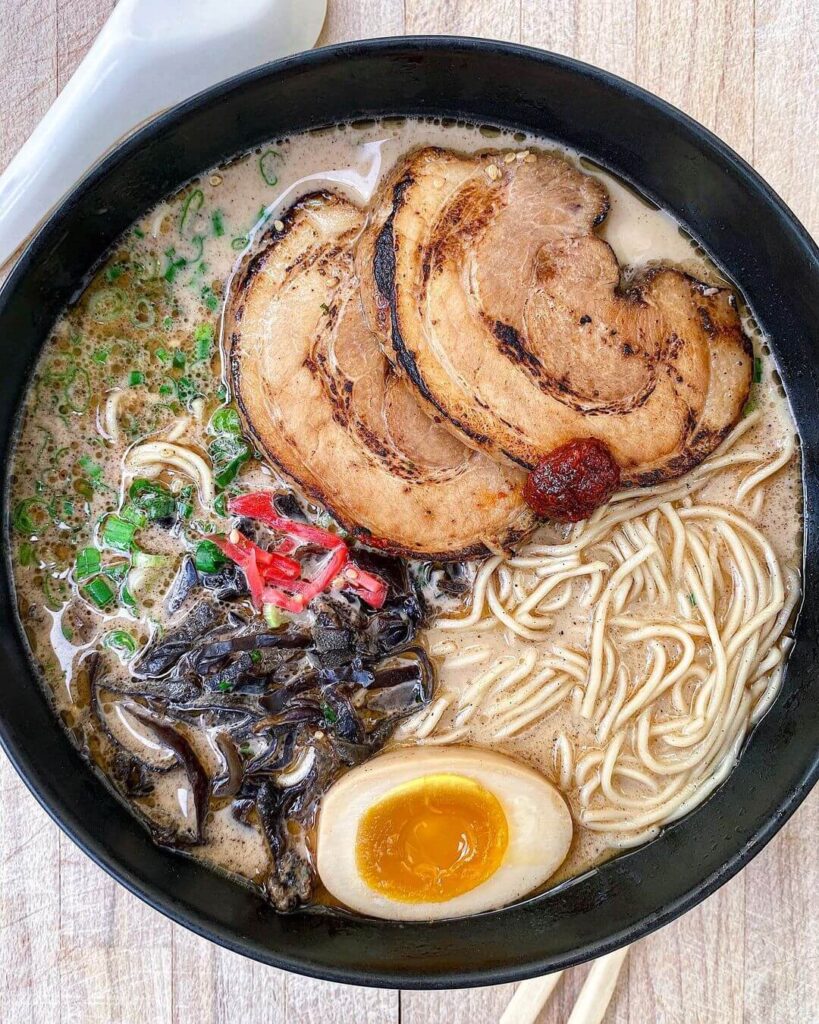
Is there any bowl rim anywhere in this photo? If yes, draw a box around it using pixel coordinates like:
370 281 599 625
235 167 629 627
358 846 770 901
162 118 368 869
1 34 818 989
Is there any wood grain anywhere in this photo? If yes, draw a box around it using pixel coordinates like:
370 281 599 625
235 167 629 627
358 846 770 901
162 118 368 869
1 1 816 1022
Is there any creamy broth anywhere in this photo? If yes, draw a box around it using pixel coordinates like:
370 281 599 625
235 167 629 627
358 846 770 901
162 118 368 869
7 118 802 908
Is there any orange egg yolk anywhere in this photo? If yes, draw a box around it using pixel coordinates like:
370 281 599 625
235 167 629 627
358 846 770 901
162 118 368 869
355 773 509 903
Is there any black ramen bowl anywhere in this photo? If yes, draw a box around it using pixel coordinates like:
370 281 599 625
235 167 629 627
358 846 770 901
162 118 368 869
1 38 818 988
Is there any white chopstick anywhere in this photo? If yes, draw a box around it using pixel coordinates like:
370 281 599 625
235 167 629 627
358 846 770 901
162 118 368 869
500 946 629 1024
567 947 630 1024
500 970 564 1024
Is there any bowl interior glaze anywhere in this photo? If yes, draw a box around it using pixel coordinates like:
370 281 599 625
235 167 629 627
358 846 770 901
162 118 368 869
1 38 818 988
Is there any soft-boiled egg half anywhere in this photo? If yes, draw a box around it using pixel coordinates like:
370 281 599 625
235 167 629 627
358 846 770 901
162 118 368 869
315 745 572 921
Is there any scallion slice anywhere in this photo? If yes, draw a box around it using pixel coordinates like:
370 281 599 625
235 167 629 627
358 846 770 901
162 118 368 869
87 288 125 323
18 541 36 567
180 189 204 233
83 576 115 608
209 406 242 435
103 630 137 659
194 323 213 360
259 150 280 186
176 377 199 406
75 546 101 579
132 550 170 569
263 603 283 628
12 497 52 535
120 503 147 527
64 367 91 412
131 297 155 329
101 515 137 552
129 479 176 521
194 539 227 574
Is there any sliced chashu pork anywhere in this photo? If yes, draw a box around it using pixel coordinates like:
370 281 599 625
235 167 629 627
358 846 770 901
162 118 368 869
227 191 534 559
361 147 752 486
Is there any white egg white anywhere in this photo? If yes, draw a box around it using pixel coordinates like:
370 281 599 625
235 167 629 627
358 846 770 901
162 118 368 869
315 745 573 921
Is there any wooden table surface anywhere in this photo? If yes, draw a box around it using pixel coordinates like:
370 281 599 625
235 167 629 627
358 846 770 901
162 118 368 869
1 2 817 1021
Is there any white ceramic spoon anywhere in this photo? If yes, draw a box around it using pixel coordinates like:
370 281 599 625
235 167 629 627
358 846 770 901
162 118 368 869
0 0 327 270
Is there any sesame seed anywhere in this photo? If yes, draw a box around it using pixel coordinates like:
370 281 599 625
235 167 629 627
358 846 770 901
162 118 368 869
516 150 529 162
432 176 445 189
486 163 501 181
504 152 516 164
209 174 223 186
274 219 285 232
524 153 537 164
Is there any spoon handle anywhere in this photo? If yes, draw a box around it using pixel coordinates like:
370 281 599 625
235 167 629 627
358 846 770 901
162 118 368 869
0 0 326 271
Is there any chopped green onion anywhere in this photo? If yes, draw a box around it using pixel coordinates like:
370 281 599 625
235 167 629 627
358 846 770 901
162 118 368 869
154 347 169 363
259 150 280 186
63 367 91 412
321 702 338 724
78 454 102 480
93 347 109 363
163 247 187 283
211 209 225 237
250 649 262 664
105 264 124 282
208 434 250 488
176 377 199 406
194 539 227 574
18 541 36 567
129 478 176 521
213 493 228 518
75 546 102 580
194 322 214 360
102 561 130 581
231 236 248 251
83 576 115 608
176 484 194 520
120 586 137 610
178 235 205 264
103 630 137 660
133 226 145 239
128 370 144 387
158 377 176 397
210 406 241 435
131 297 155 329
742 398 758 417
263 603 283 628
162 315 173 330
239 742 253 755
35 429 53 463
13 498 52 535
42 574 66 612
753 356 762 384
180 189 204 233
689 592 697 606
61 621 74 642
61 498 75 517
132 550 170 569
88 288 125 323
101 515 137 552
217 679 233 693
201 285 219 312
172 349 186 369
